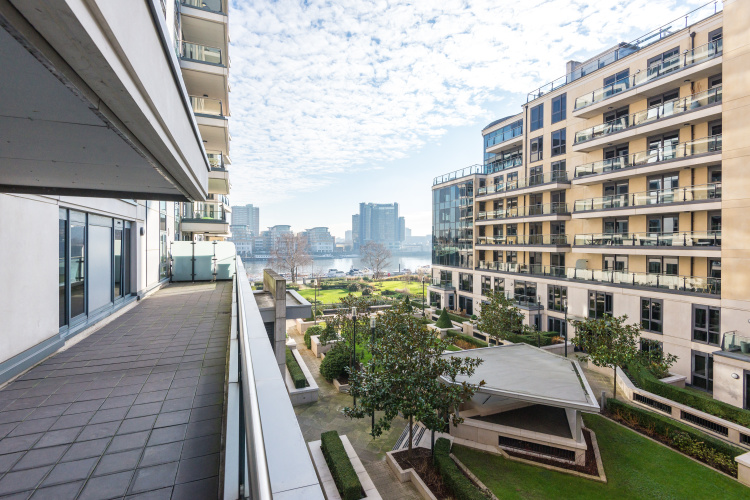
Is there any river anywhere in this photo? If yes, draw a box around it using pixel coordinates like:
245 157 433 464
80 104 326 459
241 254 432 279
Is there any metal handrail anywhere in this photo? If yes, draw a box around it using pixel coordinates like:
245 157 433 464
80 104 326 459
476 202 569 221
433 164 484 186
189 95 224 117
573 182 721 211
475 234 569 245
477 171 569 196
573 231 721 247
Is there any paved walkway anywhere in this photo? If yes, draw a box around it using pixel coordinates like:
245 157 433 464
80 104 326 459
0 282 231 500
290 323 421 500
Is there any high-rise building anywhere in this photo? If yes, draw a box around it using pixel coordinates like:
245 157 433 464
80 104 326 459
302 227 336 254
232 203 261 235
352 214 360 249
429 4 750 409
355 202 402 250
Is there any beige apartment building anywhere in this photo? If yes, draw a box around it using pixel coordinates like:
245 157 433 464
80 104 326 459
429 0 750 408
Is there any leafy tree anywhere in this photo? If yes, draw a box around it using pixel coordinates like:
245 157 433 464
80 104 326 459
476 291 527 345
404 296 412 312
320 343 350 381
361 241 391 279
435 308 452 329
638 339 678 379
344 307 484 455
267 232 312 282
570 315 640 398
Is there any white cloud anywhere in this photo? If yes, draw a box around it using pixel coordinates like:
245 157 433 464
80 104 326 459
227 0 705 206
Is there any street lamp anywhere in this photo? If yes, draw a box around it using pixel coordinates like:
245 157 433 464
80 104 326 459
536 295 542 347
370 315 376 434
563 297 568 358
421 276 426 317
314 278 318 325
351 307 357 407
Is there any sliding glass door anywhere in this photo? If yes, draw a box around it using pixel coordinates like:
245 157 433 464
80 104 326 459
69 211 86 323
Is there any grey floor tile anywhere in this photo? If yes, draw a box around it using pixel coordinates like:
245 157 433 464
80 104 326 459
0 409 35 424
11 444 67 470
126 403 162 420
124 486 172 500
159 398 193 414
108 385 143 398
78 470 134 500
0 466 52 496
174 453 219 484
153 411 190 429
188 405 222 423
171 476 218 499
0 451 24 473
179 434 220 460
62 399 104 416
116 416 156 436
29 481 84 500
60 437 110 462
89 407 130 425
40 457 97 486
49 412 94 431
33 426 81 448
76 421 120 442
107 431 149 454
6 417 57 437
138 442 183 468
128 462 178 494
94 449 142 476
133 391 168 406
0 433 43 454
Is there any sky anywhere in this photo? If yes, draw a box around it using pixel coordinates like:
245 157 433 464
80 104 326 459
226 0 705 238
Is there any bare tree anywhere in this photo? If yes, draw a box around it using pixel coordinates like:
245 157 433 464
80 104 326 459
268 233 312 283
360 241 391 279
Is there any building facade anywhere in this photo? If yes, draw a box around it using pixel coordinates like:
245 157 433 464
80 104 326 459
232 203 261 236
302 227 336 254
355 202 403 251
429 1 750 408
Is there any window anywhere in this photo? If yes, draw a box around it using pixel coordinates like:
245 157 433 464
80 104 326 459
603 106 629 123
604 218 628 235
530 104 543 131
59 210 68 328
159 202 168 280
458 295 473 316
603 255 628 272
506 251 517 264
547 285 567 312
603 69 630 97
640 338 663 354
514 281 537 306
589 291 612 319
529 136 543 163
647 47 679 74
459 273 473 292
551 160 566 181
481 276 492 296
692 351 713 392
551 129 566 156
548 317 567 337
647 256 678 275
641 298 663 333
708 28 722 43
494 277 504 292
551 94 566 123
693 305 720 345
529 166 543 185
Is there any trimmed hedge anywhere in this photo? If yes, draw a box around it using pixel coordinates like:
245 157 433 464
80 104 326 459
435 309 453 329
320 344 349 381
446 330 488 348
285 348 308 389
434 438 486 500
304 325 324 350
321 431 362 500
607 398 742 476
627 362 750 428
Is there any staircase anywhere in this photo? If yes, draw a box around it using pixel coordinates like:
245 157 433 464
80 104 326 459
392 421 428 451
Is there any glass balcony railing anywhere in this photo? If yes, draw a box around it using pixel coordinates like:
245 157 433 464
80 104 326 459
207 152 226 170
485 125 523 148
573 182 721 211
574 39 722 110
475 234 568 246
573 231 721 248
574 135 721 178
476 261 720 295
184 202 227 221
181 40 223 65
433 164 484 186
721 331 750 355
484 156 522 175
574 86 722 144
476 203 569 221
190 96 224 117
477 171 569 196
430 278 454 289
181 0 223 13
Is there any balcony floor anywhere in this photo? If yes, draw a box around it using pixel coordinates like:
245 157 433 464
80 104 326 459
0 282 231 499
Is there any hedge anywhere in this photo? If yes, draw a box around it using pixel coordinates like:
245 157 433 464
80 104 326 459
434 438 487 500
446 330 488 348
320 344 349 381
321 431 362 500
435 309 453 329
627 362 750 428
304 325 324 350
285 348 308 389
607 398 742 476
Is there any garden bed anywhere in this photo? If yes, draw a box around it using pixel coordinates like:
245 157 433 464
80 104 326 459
392 448 453 499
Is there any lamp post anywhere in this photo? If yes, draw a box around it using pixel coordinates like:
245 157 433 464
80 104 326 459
536 295 542 347
314 278 318 325
563 298 569 358
351 307 357 407
370 315 376 434
421 276 426 317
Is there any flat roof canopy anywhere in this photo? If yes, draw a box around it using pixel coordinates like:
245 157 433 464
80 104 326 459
441 344 600 413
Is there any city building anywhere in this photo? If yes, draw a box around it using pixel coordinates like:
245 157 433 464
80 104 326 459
429 2 750 409
354 202 404 251
232 203 261 236
399 216 406 242
230 224 254 257
301 227 336 254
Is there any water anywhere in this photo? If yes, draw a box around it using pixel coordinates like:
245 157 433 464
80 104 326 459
241 254 432 279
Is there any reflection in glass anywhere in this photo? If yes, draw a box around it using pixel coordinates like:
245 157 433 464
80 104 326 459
59 217 67 327
70 215 86 320
114 228 122 298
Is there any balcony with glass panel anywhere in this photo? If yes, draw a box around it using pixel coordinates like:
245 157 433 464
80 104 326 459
190 96 225 117
181 0 225 14
720 332 750 358
573 39 722 118
476 261 720 296
573 87 722 152
433 164 484 186
477 171 570 199
181 40 224 66
573 135 721 184
181 202 230 234
484 122 524 154
572 231 721 256
572 183 721 217
208 153 230 195
476 203 570 224
475 234 569 250
429 277 455 290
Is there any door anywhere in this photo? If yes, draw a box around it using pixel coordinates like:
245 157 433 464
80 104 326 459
647 173 678 204
114 221 123 300
69 211 86 323
692 351 713 392
59 211 67 328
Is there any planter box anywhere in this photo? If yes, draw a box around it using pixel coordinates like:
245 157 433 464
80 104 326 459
309 435 381 499
284 349 319 406
311 335 339 358
385 451 437 500
659 374 687 388
333 377 350 393
462 322 473 336
286 337 297 350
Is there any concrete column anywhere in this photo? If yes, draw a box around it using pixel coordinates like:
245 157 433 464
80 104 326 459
264 269 287 375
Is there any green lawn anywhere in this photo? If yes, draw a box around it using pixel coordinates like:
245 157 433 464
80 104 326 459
452 414 747 500
297 280 425 305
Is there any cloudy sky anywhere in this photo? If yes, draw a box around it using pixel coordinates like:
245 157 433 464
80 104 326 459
227 0 704 237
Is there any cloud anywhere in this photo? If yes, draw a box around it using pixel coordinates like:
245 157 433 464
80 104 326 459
227 0 706 205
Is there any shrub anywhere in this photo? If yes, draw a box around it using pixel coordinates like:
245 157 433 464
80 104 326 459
434 438 487 500
470 314 477 321
446 330 488 348
321 431 362 500
304 325 324 350
320 323 338 344
607 398 741 476
348 282 361 292
361 288 372 296
435 308 453 329
320 343 350 381
626 363 750 428
286 348 308 389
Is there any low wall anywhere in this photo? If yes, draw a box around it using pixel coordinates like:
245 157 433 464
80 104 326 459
386 451 436 500
285 349 318 406
310 435 381 499
311 336 338 358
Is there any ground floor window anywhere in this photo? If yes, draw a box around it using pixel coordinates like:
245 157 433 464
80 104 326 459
458 295 473 316
692 305 720 345
481 276 492 296
547 317 566 337
691 351 713 392
430 291 441 308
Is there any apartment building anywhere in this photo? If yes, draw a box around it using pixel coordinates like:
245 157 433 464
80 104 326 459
0 0 231 382
231 203 261 236
430 1 750 408
354 202 403 251
302 227 336 254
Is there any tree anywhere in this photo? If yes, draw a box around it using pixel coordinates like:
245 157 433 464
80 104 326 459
476 291 527 345
344 305 485 455
268 232 312 283
435 308 452 329
360 241 391 279
570 315 640 398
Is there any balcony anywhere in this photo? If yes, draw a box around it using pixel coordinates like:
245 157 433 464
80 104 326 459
190 95 225 117
485 124 523 153
181 40 224 66
477 171 570 198
573 183 721 216
572 231 721 257
475 234 569 250
573 135 721 184
573 39 723 117
430 278 455 290
483 156 523 175
721 332 750 357
476 203 570 223
476 261 720 296
181 0 224 14
573 87 722 152
433 164 484 186
207 151 229 169
181 203 229 234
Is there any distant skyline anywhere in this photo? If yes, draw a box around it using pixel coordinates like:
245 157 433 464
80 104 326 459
226 0 703 237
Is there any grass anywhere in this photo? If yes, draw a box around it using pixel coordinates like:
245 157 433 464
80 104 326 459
452 414 748 500
297 279 425 305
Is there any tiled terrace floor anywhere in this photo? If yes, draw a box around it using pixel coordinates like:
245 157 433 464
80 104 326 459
0 282 231 500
